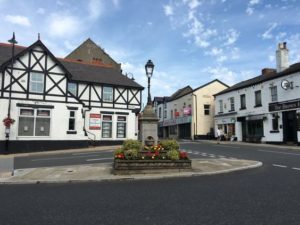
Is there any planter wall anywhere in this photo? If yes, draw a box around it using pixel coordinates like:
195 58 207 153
114 159 192 171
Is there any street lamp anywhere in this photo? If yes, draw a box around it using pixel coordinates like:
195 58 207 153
145 60 154 105
4 32 17 153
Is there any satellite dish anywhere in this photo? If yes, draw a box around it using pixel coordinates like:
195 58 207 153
281 80 290 90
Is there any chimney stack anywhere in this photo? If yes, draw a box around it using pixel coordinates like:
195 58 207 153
261 68 276 76
276 42 289 72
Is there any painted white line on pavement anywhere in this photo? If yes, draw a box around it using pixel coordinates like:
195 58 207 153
187 151 193 154
72 150 114 156
194 152 199 155
86 158 112 162
201 153 207 156
208 155 215 158
31 154 106 161
292 167 300 171
258 149 300 156
219 155 225 158
272 164 287 168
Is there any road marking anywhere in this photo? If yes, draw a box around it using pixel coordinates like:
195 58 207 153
219 155 225 158
201 153 207 156
86 158 112 162
194 152 199 155
187 151 193 154
292 167 300 171
272 164 287 168
258 149 300 156
72 150 114 156
31 154 108 161
208 154 215 158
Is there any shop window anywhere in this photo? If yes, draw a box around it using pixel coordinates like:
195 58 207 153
270 86 278 102
103 86 113 102
240 94 246 110
30 72 44 93
102 115 112 138
117 116 127 138
229 97 235 111
219 100 223 113
18 108 50 136
68 82 77 96
169 125 177 135
255 90 262 107
272 113 279 131
204 104 210 115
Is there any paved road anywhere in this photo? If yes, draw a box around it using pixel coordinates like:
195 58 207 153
2 141 300 224
1 165 300 225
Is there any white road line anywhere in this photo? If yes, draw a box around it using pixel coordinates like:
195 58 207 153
72 150 113 156
31 154 107 161
219 155 225 158
201 153 207 156
258 149 300 156
292 167 300 171
86 158 112 162
194 152 199 155
272 164 287 168
208 155 215 158
187 151 193 154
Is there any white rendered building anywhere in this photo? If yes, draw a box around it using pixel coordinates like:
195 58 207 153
0 39 143 153
214 42 300 144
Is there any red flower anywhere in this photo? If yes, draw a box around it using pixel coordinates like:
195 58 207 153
3 117 15 128
116 153 125 159
179 151 188 159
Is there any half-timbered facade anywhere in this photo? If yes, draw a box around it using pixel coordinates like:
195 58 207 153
0 39 143 153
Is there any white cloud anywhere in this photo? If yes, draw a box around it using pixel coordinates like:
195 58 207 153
88 0 103 19
164 4 174 16
37 8 45 15
261 22 277 40
112 0 120 8
224 28 239 45
47 13 82 38
183 0 201 10
4 15 31 27
246 0 261 15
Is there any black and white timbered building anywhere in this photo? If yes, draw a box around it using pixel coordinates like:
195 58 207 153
0 39 143 153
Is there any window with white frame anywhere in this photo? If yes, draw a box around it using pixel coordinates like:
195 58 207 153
204 104 210 115
255 90 262 107
229 97 235 111
68 82 77 96
219 100 223 113
103 86 113 102
116 116 127 138
270 86 278 102
30 72 44 93
68 110 76 131
102 115 112 138
18 108 51 136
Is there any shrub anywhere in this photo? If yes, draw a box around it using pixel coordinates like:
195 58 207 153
114 148 125 159
124 149 138 160
123 139 142 151
160 139 179 151
166 149 179 160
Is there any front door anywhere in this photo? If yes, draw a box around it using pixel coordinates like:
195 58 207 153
283 110 297 143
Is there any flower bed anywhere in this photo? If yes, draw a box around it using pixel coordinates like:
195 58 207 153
113 139 192 172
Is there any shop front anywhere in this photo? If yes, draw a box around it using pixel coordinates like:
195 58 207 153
162 116 192 139
215 112 237 141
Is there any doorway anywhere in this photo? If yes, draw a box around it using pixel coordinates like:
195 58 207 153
282 110 297 143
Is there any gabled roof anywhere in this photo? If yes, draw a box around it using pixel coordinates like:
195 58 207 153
0 40 72 78
59 59 143 89
0 41 144 89
214 63 300 96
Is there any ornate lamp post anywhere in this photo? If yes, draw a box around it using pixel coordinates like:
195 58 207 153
145 60 154 105
3 33 17 153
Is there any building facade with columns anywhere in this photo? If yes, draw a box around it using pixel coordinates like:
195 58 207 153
0 38 143 153
153 79 229 140
214 42 300 144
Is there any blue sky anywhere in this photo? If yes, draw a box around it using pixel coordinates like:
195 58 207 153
1 0 300 105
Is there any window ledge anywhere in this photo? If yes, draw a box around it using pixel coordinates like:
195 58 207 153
67 131 77 134
239 108 247 110
254 104 262 108
218 112 224 114
270 130 279 133
228 110 235 112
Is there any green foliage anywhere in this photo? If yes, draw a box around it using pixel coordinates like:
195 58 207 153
124 149 138 160
122 139 142 151
166 149 179 160
160 139 179 151
114 148 124 155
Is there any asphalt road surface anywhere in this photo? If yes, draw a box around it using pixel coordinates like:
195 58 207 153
3 141 300 224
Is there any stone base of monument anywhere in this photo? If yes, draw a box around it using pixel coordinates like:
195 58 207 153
113 159 192 175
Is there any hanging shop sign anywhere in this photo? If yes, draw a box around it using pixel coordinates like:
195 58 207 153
89 114 101 130
269 99 300 112
183 107 192 116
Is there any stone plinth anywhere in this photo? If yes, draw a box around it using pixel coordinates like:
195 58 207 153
139 104 159 145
